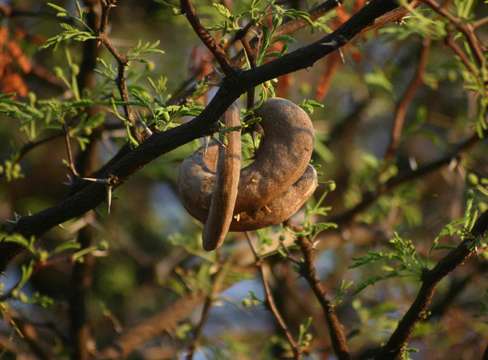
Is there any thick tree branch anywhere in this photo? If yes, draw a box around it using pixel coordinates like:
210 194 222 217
0 0 400 269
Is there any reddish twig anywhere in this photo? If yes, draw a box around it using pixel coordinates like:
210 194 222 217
168 0 343 104
384 37 431 159
315 51 341 101
180 0 234 76
375 210 488 359
297 237 351 360
444 35 478 76
245 232 302 359
420 0 484 67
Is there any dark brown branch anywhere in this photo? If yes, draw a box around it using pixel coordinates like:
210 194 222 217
374 210 488 359
168 0 342 104
297 237 351 360
180 0 235 76
98 292 205 359
69 3 101 360
245 232 302 359
384 37 430 159
0 0 401 270
330 132 483 226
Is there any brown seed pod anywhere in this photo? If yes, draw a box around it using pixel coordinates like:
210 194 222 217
202 104 241 250
178 97 317 248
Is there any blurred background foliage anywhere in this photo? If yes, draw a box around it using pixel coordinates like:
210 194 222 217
0 0 487 359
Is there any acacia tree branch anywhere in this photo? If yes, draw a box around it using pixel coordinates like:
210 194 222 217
444 35 478 76
186 258 229 359
374 210 488 359
97 1 148 143
297 237 351 360
168 0 343 105
180 0 235 76
384 37 430 159
0 0 400 269
97 292 206 359
329 132 483 226
419 0 484 67
245 232 302 359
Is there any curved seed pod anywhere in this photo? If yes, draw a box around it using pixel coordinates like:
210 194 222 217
202 104 241 250
237 98 315 212
231 165 318 231
178 97 317 246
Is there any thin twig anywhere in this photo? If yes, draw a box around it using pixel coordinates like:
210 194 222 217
63 123 80 177
330 131 483 226
168 0 343 104
420 0 484 67
186 257 229 359
180 0 234 76
385 37 431 159
444 35 478 76
245 232 302 359
473 16 488 29
241 37 257 110
297 237 351 360
97 1 146 143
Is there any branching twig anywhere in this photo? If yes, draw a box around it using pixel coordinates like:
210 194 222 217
180 0 234 76
245 232 302 359
168 0 343 104
384 37 430 159
97 1 146 143
186 258 229 359
63 123 80 177
374 210 488 359
0 132 63 180
420 0 484 67
444 35 478 76
330 131 484 226
297 237 351 360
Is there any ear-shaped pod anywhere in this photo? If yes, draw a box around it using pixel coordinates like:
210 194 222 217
178 98 317 247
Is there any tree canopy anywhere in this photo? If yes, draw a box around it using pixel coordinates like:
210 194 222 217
0 0 487 359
